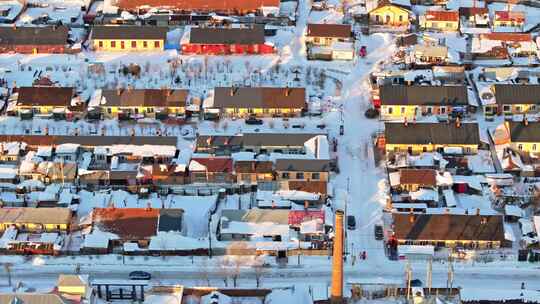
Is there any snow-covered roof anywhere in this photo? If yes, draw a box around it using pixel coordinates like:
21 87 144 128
148 232 208 251
461 288 540 303
505 205 522 217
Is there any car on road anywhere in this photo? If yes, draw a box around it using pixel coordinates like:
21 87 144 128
410 279 423 287
374 225 384 240
347 215 356 230
129 271 151 280
245 116 263 125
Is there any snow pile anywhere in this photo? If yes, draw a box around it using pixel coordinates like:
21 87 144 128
461 289 540 302
148 232 208 251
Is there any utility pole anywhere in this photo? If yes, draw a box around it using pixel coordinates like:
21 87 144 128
208 217 213 259
427 257 433 295
406 262 412 301
447 254 454 297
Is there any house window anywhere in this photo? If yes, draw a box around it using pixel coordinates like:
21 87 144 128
296 172 304 179
98 41 103 48
400 107 405 114
311 172 320 180
107 108 112 114
375 15 381 23
388 107 393 114
503 105 511 112
131 41 137 48
426 107 432 114
446 22 452 28
314 37 320 43
533 144 537 151
282 172 289 179
121 41 125 49
154 41 161 48
143 41 148 48
134 108 139 114
146 108 154 114
110 41 116 48
422 146 427 152
399 15 404 22
530 105 537 111
440 107 446 114
465 147 471 153
56 225 61 230
516 106 522 112
518 144 523 150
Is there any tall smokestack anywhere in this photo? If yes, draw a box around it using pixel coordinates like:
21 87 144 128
331 210 345 304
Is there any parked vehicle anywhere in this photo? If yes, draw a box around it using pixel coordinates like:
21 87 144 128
347 215 356 230
374 225 384 240
245 116 263 125
129 271 151 280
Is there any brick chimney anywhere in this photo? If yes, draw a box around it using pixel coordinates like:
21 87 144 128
330 210 345 304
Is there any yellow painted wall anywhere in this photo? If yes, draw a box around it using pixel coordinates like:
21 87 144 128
1 222 68 232
381 105 450 120
494 20 523 27
58 285 87 295
104 106 185 117
511 142 540 153
93 39 165 51
421 20 459 31
223 107 302 117
369 5 411 26
502 104 537 115
385 143 478 155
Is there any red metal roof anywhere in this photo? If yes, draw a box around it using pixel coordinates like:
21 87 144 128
424 10 459 22
480 32 531 42
288 210 325 226
191 157 233 173
92 208 159 239
495 11 525 22
116 0 280 11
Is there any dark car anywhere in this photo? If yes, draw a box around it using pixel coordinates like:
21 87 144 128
129 271 151 280
410 279 423 287
347 215 356 230
374 225 384 240
245 116 263 125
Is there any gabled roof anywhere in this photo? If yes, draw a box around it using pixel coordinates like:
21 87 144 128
0 135 177 147
0 26 68 46
495 10 525 22
92 208 160 240
213 87 306 109
306 24 351 38
189 27 265 44
458 7 488 17
17 87 74 107
101 89 188 108
0 208 71 225
115 0 280 11
379 85 467 106
423 10 459 22
508 121 540 142
190 157 233 172
392 213 505 242
275 159 330 172
0 293 67 304
480 33 531 42
493 84 540 105
399 169 436 186
91 26 168 40
385 122 480 145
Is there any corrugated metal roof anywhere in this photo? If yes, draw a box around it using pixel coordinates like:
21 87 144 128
189 27 265 44
380 85 467 106
0 26 68 46
385 122 480 145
